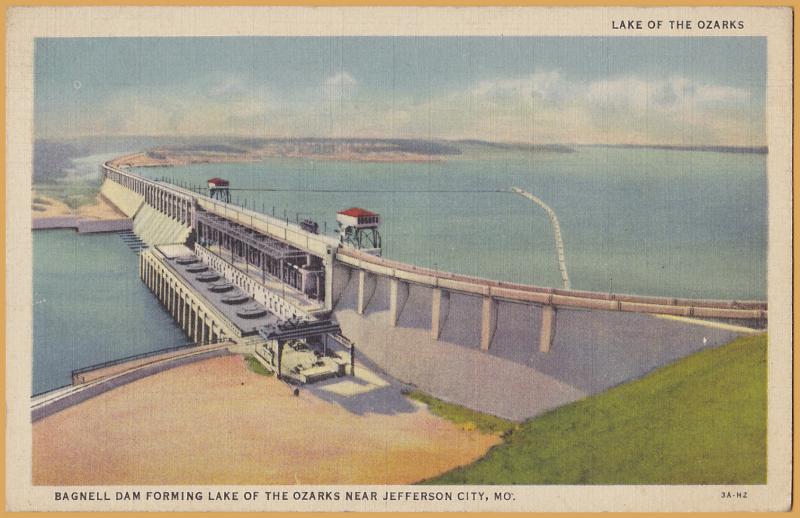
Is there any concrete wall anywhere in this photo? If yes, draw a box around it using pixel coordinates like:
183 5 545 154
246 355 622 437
133 204 191 246
140 249 238 341
100 179 144 218
77 218 133 234
31 216 81 230
333 264 745 421
32 216 132 233
336 248 767 319
331 261 354 309
32 349 230 422
101 177 190 245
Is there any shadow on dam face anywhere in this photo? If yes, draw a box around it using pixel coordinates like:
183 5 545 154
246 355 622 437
437 293 482 349
332 266 745 421
488 305 740 394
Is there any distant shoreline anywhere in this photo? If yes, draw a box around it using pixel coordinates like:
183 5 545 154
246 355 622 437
108 150 444 169
34 136 768 184
103 139 766 170
579 143 768 155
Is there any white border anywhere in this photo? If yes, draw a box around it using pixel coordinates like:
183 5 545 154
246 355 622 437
5 6 793 512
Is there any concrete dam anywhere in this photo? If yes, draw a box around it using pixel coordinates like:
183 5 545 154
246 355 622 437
53 160 768 421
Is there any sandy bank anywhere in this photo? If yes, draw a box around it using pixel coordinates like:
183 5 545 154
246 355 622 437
33 355 498 485
32 192 125 221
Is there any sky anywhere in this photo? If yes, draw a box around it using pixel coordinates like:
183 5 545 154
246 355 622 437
34 36 767 146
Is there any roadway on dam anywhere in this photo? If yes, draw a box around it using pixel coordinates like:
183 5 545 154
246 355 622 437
334 275 747 421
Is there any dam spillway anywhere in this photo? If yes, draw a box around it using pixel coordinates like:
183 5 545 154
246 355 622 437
100 177 191 246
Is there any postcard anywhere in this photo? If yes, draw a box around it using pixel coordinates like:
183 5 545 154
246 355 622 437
5 6 793 512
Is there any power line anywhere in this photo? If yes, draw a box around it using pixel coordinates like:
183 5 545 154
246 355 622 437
223 188 512 194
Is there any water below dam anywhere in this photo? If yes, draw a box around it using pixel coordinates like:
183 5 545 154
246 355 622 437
33 229 190 394
137 145 767 301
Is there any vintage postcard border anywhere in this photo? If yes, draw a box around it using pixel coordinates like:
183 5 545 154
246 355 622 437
4 5 794 512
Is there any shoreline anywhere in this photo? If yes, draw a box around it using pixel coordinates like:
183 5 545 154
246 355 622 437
109 150 444 169
32 191 127 222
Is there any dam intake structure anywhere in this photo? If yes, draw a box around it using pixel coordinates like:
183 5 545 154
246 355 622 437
38 159 767 421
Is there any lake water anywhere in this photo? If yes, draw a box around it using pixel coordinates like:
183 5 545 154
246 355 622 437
32 229 190 394
138 145 767 300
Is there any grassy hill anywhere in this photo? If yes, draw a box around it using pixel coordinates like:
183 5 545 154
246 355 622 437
423 333 767 485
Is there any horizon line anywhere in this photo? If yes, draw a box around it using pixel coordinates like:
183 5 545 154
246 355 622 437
34 134 768 151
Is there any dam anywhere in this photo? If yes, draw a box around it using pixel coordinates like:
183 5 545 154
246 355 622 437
34 159 768 421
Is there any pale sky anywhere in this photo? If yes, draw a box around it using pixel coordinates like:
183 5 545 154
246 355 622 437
34 36 766 146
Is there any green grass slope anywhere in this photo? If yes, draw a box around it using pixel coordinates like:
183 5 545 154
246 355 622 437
404 390 517 435
244 355 273 377
424 333 767 485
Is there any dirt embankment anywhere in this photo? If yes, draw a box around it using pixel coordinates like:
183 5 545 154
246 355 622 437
33 355 498 485
32 193 125 221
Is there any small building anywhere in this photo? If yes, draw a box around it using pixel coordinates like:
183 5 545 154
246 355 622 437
207 177 230 188
336 207 382 256
207 177 231 202
336 207 380 228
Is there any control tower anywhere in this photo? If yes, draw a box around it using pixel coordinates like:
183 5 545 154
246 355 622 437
336 207 382 256
207 177 231 203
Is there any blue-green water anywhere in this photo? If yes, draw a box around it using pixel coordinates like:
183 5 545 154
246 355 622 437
32 230 190 394
139 146 767 300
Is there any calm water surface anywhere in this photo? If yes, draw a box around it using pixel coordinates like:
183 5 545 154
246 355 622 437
33 230 189 394
138 146 767 300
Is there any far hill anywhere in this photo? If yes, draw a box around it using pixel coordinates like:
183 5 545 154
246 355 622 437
455 139 574 153
111 138 465 168
34 136 766 182
586 143 768 154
